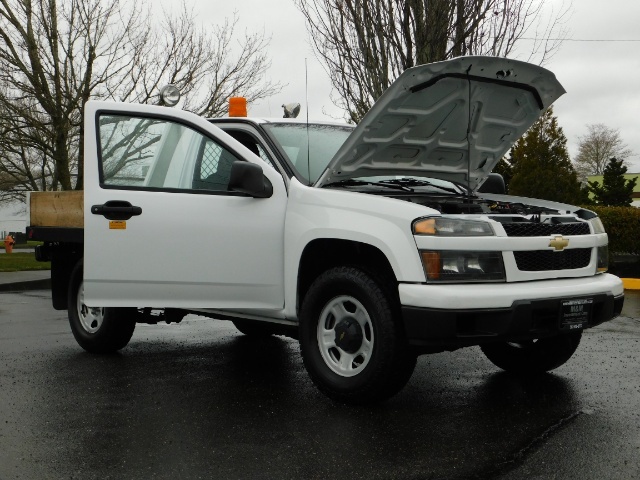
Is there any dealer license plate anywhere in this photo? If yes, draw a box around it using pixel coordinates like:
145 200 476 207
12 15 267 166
560 298 593 331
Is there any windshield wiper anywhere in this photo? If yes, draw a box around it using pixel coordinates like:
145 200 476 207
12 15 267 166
379 178 466 195
323 179 414 192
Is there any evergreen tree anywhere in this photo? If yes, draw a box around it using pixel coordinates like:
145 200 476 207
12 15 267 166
507 107 582 204
588 158 638 206
578 184 595 206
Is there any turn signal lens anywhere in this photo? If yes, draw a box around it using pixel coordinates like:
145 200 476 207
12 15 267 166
596 245 608 273
414 218 437 235
421 251 441 280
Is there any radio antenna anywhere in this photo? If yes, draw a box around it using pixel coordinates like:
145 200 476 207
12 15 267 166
466 64 472 201
305 58 311 185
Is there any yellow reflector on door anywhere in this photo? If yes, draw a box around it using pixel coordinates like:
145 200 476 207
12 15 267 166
109 221 126 230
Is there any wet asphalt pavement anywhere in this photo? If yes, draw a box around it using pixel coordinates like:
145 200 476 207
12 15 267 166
1 290 639 479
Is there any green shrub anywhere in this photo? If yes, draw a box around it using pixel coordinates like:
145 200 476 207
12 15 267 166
588 206 640 254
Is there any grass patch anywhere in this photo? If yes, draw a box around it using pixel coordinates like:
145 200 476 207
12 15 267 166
0 252 50 272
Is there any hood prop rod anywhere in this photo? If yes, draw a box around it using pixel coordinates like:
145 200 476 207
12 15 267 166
465 64 473 201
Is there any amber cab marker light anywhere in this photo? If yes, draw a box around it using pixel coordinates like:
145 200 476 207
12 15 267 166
229 97 247 117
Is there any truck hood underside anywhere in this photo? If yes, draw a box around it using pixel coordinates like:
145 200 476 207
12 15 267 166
315 56 565 191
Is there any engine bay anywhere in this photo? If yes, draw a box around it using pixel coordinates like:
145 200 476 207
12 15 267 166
386 192 557 215
383 191 593 228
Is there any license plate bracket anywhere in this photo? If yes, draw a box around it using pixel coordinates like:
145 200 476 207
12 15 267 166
560 298 593 331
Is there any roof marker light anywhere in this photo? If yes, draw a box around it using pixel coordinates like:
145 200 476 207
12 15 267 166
229 97 247 117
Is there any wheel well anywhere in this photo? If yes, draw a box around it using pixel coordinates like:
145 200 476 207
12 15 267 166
297 239 398 314
50 243 83 310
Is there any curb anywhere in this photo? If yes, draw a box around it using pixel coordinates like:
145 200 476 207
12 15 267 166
622 278 640 291
0 278 51 293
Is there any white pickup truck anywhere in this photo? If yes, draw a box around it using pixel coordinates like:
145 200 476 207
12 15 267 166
28 56 624 404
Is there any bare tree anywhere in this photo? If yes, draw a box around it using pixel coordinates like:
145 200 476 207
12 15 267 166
0 0 281 204
294 0 570 122
574 123 633 179
0 94 55 203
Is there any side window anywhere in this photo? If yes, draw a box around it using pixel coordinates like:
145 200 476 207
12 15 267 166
193 139 237 190
98 114 241 193
225 129 277 169
256 145 276 169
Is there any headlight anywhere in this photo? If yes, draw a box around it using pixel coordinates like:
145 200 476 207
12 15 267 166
596 245 608 273
588 217 606 234
413 217 494 236
420 250 505 283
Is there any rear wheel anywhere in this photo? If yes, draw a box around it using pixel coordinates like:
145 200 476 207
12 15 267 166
299 266 416 404
68 261 136 353
480 332 582 373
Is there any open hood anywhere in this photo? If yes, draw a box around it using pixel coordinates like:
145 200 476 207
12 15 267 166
315 56 565 190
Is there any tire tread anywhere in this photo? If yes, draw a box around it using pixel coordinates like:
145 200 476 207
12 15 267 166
299 266 415 404
68 261 136 354
480 333 582 373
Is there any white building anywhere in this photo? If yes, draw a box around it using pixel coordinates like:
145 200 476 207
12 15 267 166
0 203 27 238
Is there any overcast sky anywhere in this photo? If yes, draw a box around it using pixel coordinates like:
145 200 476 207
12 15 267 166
184 0 640 173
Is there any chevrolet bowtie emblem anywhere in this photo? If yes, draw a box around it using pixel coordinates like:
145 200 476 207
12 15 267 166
549 235 569 251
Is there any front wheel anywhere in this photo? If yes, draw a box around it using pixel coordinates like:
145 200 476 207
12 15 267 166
480 332 582 373
299 266 416 404
68 261 137 354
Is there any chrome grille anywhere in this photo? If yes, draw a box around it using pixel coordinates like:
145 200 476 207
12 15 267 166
514 248 592 271
502 222 590 237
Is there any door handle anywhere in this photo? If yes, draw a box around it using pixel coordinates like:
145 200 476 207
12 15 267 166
91 201 142 220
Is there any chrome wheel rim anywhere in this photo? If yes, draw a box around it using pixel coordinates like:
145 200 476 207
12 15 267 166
317 295 374 377
76 281 105 334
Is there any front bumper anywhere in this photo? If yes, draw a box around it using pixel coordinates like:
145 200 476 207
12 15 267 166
399 274 625 349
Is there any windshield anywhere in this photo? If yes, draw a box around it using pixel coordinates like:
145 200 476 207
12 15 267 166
262 123 353 183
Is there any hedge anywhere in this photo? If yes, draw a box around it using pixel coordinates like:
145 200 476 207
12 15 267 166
588 206 640 255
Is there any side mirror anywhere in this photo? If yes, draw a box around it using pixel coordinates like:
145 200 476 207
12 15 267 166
477 173 506 194
228 161 273 198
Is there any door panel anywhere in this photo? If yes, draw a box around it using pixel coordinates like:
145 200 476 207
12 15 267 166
83 102 286 310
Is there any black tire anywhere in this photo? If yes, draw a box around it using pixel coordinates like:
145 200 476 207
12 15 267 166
299 266 416 404
232 320 275 337
68 261 136 354
480 332 582 373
